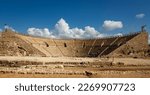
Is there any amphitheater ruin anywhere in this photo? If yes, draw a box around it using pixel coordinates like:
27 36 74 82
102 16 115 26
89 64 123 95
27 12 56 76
0 28 150 78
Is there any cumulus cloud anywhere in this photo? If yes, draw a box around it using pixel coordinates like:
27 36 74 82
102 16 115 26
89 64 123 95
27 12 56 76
102 20 123 31
27 28 56 38
136 13 145 19
55 18 69 32
28 18 103 39
114 33 123 36
55 18 103 39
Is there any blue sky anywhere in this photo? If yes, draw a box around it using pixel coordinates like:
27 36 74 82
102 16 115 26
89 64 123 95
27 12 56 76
0 0 149 37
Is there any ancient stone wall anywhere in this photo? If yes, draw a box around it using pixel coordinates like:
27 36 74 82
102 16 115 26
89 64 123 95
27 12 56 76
109 32 149 57
0 29 149 57
0 30 46 56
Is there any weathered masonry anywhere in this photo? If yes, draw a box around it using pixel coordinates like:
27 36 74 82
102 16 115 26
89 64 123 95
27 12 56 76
0 29 148 57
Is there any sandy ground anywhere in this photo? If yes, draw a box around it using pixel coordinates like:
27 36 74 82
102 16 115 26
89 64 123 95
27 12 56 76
0 56 150 65
113 58 150 65
0 56 97 62
0 56 150 78
1 71 150 78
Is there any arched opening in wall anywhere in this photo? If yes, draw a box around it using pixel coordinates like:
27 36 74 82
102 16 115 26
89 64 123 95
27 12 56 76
18 46 26 51
64 43 67 47
44 42 49 47
76 50 78 53
82 42 85 48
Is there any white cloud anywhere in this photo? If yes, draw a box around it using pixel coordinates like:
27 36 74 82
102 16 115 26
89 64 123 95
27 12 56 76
55 18 69 32
84 26 99 37
28 18 103 39
27 28 56 38
27 18 125 39
114 33 123 36
0 29 2 32
136 13 145 19
4 25 16 32
103 20 123 31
